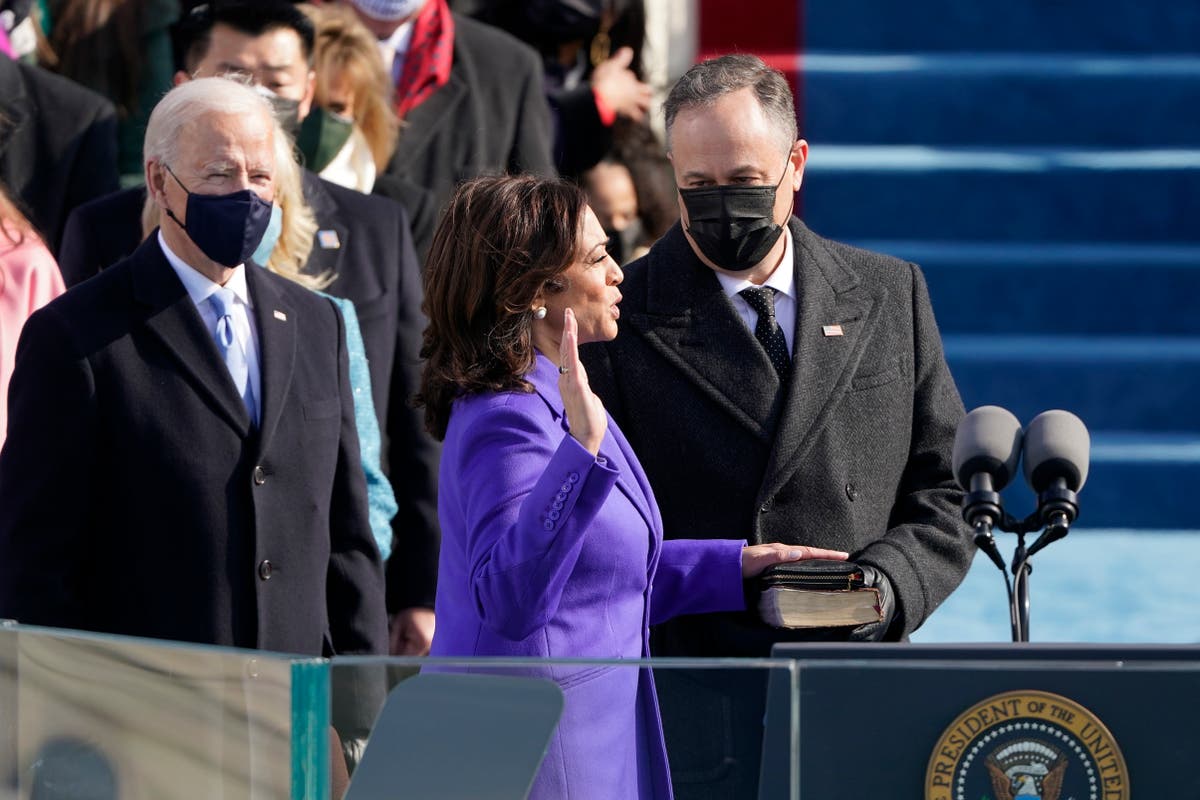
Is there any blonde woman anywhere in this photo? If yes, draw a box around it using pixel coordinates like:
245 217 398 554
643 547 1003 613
297 3 400 193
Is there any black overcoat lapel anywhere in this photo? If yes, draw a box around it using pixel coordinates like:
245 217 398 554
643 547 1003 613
626 228 783 440
131 238 253 436
387 69 468 175
301 171 349 281
758 221 883 502
246 264 296 459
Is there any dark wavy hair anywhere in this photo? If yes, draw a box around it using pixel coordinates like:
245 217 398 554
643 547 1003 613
417 175 588 440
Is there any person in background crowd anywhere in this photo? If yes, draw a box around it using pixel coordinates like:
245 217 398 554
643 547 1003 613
297 2 400 194
346 0 556 215
421 173 845 799
40 0 179 184
0 179 64 450
0 42 118 254
0 76 388 658
55 0 441 657
465 0 652 178
582 120 679 263
582 54 974 798
581 154 641 264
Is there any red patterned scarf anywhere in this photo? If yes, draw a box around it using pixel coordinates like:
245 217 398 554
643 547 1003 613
394 0 455 119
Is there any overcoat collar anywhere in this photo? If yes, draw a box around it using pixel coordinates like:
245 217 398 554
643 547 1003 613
526 352 661 537
131 235 296 452
627 218 885 505
387 55 468 176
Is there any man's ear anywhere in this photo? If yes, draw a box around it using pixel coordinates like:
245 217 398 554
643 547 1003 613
789 139 809 192
146 160 168 205
172 70 191 87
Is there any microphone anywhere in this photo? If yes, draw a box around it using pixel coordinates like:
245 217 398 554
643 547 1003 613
1022 410 1089 557
952 406 1024 570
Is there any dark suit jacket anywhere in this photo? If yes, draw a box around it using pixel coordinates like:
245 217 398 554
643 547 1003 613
0 237 388 655
584 218 974 657
57 174 442 612
0 56 118 255
372 173 436 264
384 14 556 216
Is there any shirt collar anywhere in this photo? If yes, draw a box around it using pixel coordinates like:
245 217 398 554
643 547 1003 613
158 230 253 309
714 224 795 301
382 19 415 59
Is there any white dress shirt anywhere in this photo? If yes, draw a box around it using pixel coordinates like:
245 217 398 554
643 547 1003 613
379 19 415 87
715 225 797 355
159 231 263 421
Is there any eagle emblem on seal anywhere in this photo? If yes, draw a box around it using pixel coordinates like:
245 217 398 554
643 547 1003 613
985 740 1068 800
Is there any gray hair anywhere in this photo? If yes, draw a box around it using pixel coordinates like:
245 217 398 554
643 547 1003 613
144 76 276 169
663 54 798 154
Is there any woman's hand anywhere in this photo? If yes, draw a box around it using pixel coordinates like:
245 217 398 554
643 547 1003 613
740 543 849 578
559 307 608 454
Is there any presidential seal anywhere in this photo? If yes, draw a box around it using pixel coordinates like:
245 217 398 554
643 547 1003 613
925 690 1129 800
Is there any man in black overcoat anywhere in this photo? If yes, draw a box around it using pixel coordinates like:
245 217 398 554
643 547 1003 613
55 0 442 656
583 54 975 799
0 77 388 656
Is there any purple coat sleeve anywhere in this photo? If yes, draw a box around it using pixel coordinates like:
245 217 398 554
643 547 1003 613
456 402 620 641
649 538 747 626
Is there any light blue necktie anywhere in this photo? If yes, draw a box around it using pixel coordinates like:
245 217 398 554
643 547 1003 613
210 288 257 425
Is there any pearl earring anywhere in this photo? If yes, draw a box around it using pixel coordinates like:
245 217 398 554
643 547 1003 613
533 306 547 320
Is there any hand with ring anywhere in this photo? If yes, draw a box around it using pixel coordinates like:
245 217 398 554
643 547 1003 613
557 308 607 454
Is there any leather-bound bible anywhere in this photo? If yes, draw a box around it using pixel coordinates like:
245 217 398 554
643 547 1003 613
758 560 884 629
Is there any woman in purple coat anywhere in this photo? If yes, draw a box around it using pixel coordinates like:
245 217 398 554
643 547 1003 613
418 175 846 799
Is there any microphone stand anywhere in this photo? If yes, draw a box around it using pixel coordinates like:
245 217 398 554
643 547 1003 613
962 478 1077 643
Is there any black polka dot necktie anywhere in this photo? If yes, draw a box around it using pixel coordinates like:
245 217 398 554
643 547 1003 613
739 286 791 379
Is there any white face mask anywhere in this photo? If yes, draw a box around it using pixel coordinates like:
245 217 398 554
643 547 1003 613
350 0 428 22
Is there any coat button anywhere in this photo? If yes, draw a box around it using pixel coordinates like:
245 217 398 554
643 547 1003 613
568 472 580 483
253 466 266 485
552 500 564 510
845 483 858 501
543 520 555 531
560 482 572 493
258 559 273 580
759 499 772 513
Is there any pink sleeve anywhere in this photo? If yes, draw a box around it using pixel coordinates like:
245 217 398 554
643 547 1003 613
22 238 67 314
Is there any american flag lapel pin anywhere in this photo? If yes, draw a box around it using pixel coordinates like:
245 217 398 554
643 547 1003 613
822 324 844 337
317 229 341 249
274 309 287 321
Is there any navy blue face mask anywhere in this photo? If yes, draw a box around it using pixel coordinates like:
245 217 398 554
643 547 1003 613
164 166 275 268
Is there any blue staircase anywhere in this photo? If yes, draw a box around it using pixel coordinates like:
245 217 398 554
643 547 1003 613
793 1 1200 529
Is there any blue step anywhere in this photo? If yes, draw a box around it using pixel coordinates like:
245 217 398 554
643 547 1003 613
801 147 1200 242
988 433 1200 529
944 335 1200 431
849 241 1200 336
805 0 1200 54
797 53 1200 148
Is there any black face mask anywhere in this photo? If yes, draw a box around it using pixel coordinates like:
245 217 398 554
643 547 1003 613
678 160 793 272
257 88 302 140
164 166 274 268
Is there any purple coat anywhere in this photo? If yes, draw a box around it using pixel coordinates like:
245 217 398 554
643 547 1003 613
429 353 746 799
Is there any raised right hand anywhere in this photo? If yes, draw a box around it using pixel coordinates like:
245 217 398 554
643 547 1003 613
558 307 608 454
